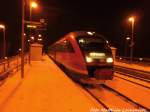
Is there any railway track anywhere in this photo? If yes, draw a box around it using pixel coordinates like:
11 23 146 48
115 65 150 80
115 70 150 83
76 70 150 111
114 73 150 89
104 72 150 111
76 83 109 110
102 84 149 111
78 83 148 112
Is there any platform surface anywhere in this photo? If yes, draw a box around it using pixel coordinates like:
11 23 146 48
0 55 101 112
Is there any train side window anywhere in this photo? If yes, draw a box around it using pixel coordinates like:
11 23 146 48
57 43 63 52
54 41 65 52
63 40 75 53
54 40 75 52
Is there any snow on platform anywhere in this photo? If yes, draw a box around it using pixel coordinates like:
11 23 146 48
114 61 150 72
0 55 101 112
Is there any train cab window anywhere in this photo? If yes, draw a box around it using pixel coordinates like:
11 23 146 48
77 36 111 53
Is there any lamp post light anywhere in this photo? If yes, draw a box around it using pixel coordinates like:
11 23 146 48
0 24 6 59
128 17 135 63
30 1 38 37
30 1 38 30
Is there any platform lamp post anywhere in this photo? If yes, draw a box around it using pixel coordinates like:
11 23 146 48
128 17 135 63
28 1 38 64
0 24 6 59
21 0 25 78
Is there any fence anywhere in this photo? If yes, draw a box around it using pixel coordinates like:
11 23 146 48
0 54 28 79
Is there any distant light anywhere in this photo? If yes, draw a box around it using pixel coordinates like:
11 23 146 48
38 38 42 41
4 57 8 60
139 58 143 61
30 36 35 40
126 37 130 40
87 32 93 35
31 2 38 8
38 34 42 37
19 48 21 51
24 33 26 36
28 40 30 42
106 40 109 44
79 39 85 43
119 57 122 60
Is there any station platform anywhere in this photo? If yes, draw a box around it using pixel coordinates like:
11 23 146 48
114 61 150 72
0 55 101 112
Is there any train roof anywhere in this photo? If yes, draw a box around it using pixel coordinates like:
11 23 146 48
52 31 109 45
68 31 106 38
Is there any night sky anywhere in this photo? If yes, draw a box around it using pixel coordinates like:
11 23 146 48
0 0 150 58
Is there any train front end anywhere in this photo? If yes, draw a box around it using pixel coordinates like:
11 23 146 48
77 32 114 84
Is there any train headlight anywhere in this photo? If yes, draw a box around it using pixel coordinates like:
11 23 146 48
86 56 93 63
106 57 113 63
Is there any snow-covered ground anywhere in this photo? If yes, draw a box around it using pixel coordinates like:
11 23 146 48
114 61 150 72
0 56 102 112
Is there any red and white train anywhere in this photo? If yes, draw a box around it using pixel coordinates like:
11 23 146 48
48 31 114 84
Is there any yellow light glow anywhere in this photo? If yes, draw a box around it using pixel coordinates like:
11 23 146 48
90 52 105 57
0 24 5 29
27 25 37 28
106 57 113 63
129 17 134 22
86 56 93 63
31 2 38 8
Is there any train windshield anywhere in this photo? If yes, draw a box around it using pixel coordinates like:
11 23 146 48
77 36 111 53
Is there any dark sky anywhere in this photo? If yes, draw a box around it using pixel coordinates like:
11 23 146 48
0 0 150 58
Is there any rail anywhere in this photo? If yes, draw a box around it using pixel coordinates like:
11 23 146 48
115 65 150 81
